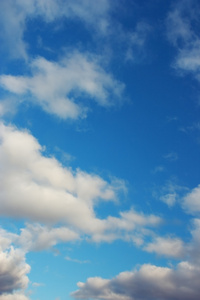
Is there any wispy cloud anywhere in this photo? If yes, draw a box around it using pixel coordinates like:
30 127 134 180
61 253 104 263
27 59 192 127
0 0 111 59
163 152 178 162
65 256 90 264
166 0 200 80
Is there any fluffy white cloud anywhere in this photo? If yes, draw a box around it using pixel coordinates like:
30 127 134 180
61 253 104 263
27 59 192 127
0 0 111 59
0 246 30 295
0 52 124 119
0 122 162 247
91 209 162 244
183 184 200 215
18 223 79 251
72 261 200 300
0 294 29 300
0 122 120 231
144 236 184 258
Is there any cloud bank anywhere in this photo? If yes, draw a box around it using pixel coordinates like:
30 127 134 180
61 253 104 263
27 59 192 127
72 261 200 300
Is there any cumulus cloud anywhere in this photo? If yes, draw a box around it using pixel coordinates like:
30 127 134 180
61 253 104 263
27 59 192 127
0 122 121 230
18 224 79 251
0 122 162 247
0 294 29 300
144 236 185 258
183 185 200 215
166 0 200 79
0 0 111 59
91 209 162 244
0 52 124 119
72 261 200 300
0 246 30 295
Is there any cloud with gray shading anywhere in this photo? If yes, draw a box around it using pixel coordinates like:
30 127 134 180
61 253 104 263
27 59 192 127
71 261 200 300
0 122 162 247
0 246 30 296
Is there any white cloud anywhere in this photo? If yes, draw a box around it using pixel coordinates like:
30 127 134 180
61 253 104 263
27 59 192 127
144 236 184 258
0 122 162 248
166 0 200 79
0 122 121 232
0 246 30 295
72 261 200 300
0 52 124 119
90 209 162 244
0 99 19 118
18 224 79 251
0 0 111 59
0 294 29 300
183 185 200 215
156 180 187 207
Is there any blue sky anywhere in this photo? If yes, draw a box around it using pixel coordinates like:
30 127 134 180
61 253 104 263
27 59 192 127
0 0 200 299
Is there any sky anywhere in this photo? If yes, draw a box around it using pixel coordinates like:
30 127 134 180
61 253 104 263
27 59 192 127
0 0 200 299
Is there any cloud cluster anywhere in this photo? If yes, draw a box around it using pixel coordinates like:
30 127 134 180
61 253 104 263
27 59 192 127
0 246 30 296
0 122 162 250
72 261 200 300
0 52 124 119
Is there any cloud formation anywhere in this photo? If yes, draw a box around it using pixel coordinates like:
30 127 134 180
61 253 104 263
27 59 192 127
144 236 184 258
0 246 30 296
0 123 161 246
0 52 124 119
183 185 200 215
72 261 200 300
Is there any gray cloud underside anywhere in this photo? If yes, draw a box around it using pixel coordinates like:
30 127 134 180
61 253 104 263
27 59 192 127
0 246 29 296
72 261 200 300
